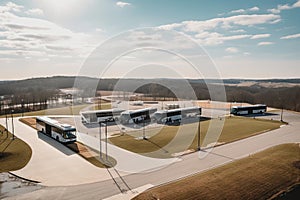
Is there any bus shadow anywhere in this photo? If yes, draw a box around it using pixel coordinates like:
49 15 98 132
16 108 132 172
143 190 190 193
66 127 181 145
120 117 211 128
144 138 169 153
243 112 279 118
166 116 211 126
121 121 152 129
37 131 75 156
82 121 117 128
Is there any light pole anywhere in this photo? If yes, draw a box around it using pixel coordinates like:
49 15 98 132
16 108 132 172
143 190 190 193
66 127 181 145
5 109 8 133
21 99 24 117
229 102 232 117
280 107 284 122
105 120 108 161
197 115 201 151
97 96 101 110
141 115 147 140
99 121 102 159
11 109 14 140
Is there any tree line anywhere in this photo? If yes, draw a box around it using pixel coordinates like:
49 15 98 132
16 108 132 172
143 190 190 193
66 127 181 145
0 76 299 114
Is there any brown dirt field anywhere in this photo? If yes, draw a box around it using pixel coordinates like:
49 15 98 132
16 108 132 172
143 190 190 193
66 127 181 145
133 143 300 200
130 96 178 101
195 101 251 109
19 117 36 129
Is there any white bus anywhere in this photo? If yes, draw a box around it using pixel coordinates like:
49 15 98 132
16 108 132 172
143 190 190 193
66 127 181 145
230 104 267 115
80 109 125 124
152 107 201 124
36 116 77 143
165 103 179 110
120 107 157 124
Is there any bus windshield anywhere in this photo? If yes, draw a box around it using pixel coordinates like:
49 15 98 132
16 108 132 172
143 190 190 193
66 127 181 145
120 113 130 122
152 112 163 121
63 131 76 139
230 108 237 114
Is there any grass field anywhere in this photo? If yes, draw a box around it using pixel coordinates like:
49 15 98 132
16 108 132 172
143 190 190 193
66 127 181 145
109 117 284 158
0 125 32 172
133 143 300 200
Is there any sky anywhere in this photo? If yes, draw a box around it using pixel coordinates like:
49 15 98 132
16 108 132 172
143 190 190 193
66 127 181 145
0 0 300 80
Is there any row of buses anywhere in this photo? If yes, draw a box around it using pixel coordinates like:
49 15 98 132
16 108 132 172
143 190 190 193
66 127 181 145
80 107 202 125
35 104 267 143
80 104 267 125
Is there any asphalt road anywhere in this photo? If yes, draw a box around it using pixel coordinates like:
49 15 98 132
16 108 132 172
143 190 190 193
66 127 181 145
3 110 300 200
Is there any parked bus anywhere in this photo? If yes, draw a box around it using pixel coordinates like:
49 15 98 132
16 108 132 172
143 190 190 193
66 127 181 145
153 107 201 124
165 103 180 110
230 104 267 115
120 107 157 124
36 116 77 143
80 109 125 124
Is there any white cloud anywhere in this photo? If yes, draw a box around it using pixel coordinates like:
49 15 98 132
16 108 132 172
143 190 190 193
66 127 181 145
157 23 182 31
229 6 260 14
5 2 23 12
249 6 260 11
195 32 251 46
226 47 239 53
159 14 280 46
294 0 300 7
223 34 251 40
230 9 245 14
258 42 274 46
95 28 104 32
268 0 300 13
179 14 280 33
0 2 103 59
116 1 131 8
268 8 280 14
280 33 300 39
159 14 280 35
250 34 271 39
25 8 44 16
231 29 246 33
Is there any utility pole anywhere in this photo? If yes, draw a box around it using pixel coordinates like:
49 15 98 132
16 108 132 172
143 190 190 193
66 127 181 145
99 121 102 159
229 102 232 117
98 95 101 110
143 117 146 140
21 99 24 117
105 120 108 161
280 107 283 122
141 114 147 140
5 110 8 133
197 115 201 151
11 110 14 140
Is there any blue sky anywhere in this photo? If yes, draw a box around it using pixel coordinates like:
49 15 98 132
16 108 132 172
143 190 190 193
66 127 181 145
0 0 299 79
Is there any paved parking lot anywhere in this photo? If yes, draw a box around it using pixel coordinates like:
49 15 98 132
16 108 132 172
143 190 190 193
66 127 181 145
0 117 112 186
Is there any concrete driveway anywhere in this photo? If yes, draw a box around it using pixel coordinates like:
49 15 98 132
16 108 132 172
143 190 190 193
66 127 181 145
0 117 112 186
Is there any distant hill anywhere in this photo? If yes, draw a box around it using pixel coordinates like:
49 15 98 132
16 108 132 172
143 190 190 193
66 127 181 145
1 76 299 95
0 76 299 112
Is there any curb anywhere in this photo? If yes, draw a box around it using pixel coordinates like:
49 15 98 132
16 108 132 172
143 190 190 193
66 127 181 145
8 172 41 184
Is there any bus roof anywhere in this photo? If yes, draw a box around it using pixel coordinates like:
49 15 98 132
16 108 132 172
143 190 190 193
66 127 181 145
36 116 76 131
80 108 125 115
232 104 266 109
155 106 201 114
121 107 157 115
